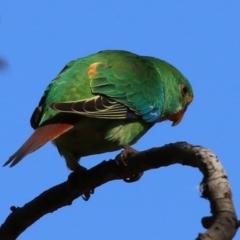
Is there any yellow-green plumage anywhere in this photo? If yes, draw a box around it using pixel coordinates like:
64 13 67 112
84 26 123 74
4 50 193 171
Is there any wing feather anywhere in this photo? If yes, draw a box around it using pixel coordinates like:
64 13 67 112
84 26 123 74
49 95 138 119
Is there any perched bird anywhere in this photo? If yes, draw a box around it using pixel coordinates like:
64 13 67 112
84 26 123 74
4 50 193 174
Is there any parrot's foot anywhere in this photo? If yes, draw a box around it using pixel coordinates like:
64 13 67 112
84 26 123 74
116 146 144 183
67 165 94 201
123 172 143 183
10 206 19 212
116 146 139 166
82 189 94 201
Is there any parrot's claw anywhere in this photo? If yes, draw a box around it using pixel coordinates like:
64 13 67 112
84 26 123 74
116 146 139 166
123 172 144 183
67 165 94 201
82 189 95 201
116 146 144 183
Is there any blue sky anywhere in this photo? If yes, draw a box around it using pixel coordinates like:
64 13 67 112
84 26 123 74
1 1 240 239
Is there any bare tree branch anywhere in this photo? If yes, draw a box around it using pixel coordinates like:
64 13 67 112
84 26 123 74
0 142 238 240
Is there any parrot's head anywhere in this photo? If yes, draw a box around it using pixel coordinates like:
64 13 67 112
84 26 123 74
166 80 193 126
158 61 194 126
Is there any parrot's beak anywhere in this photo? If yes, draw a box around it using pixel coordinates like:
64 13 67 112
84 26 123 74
169 109 184 126
169 95 193 126
168 106 189 126
158 102 191 126
158 108 185 126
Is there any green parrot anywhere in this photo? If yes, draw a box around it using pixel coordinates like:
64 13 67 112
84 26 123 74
4 50 193 174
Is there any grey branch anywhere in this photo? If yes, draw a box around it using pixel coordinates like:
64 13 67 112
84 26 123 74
0 142 238 239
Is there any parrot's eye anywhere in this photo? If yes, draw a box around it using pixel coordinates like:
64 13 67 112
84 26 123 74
181 84 188 97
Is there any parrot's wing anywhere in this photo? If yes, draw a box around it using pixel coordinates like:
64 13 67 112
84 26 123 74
50 57 164 122
50 95 135 119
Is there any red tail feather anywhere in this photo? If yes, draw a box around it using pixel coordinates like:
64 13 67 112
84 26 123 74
4 123 73 167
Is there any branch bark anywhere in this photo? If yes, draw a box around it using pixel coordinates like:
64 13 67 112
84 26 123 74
0 142 238 240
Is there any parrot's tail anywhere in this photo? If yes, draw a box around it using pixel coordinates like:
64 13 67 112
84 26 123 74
3 123 73 167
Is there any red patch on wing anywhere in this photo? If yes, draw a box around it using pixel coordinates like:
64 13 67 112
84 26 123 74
88 62 101 77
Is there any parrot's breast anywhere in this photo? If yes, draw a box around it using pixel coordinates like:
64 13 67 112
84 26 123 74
53 117 152 162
